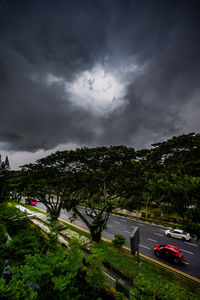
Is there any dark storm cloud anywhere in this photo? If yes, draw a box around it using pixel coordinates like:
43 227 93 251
0 0 200 152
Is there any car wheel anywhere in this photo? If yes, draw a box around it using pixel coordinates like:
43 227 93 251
182 237 186 241
167 233 171 237
174 258 179 263
155 251 160 257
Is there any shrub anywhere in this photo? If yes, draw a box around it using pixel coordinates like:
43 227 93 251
0 230 42 264
0 277 37 300
86 248 106 293
112 234 126 248
130 271 199 300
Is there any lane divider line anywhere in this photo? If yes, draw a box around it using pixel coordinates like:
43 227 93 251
140 245 150 250
184 241 198 247
180 249 194 255
147 238 157 242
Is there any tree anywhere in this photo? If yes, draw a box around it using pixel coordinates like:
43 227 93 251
20 158 68 221
9 170 29 203
145 133 200 176
18 146 142 242
60 146 141 242
0 155 10 203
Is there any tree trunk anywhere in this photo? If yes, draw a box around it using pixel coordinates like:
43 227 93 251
146 195 150 218
90 226 102 242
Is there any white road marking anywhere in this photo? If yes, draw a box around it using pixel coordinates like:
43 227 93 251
137 223 144 226
159 229 165 232
114 221 121 224
125 230 132 234
180 249 194 255
120 219 126 222
107 225 112 228
184 241 198 247
140 245 150 250
182 261 190 265
147 238 157 242
154 233 163 237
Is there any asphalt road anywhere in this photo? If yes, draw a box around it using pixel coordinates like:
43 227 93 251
35 202 200 280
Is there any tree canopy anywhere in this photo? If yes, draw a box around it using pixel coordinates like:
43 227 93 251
8 132 200 240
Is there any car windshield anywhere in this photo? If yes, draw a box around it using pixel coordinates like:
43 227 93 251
159 245 165 249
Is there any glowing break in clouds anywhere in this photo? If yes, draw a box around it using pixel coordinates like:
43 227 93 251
45 60 145 116
66 64 126 115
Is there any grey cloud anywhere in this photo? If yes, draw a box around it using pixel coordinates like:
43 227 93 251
0 0 200 154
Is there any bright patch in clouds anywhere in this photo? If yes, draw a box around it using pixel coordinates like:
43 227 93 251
66 64 126 114
46 64 127 115
45 60 145 115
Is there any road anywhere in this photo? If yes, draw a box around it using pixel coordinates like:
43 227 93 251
35 202 200 280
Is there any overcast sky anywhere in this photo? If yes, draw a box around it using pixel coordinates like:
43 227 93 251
0 0 200 169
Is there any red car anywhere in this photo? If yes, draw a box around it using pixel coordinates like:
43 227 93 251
154 244 184 263
25 197 37 206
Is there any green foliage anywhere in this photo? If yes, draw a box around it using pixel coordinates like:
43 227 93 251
0 203 49 264
0 260 6 277
112 234 126 248
130 271 199 300
0 202 22 222
95 242 140 280
86 248 106 293
13 242 83 300
0 229 42 264
0 223 7 245
0 277 37 300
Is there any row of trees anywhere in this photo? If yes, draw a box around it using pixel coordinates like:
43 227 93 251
8 133 200 241
138 133 200 237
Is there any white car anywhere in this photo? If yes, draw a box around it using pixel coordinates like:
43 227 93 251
86 209 96 218
165 228 191 241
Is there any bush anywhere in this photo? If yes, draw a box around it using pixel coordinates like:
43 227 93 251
112 234 126 248
0 277 37 300
86 248 106 292
130 271 199 300
0 229 43 264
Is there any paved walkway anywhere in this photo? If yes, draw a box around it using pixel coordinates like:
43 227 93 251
16 205 49 222
15 204 91 248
